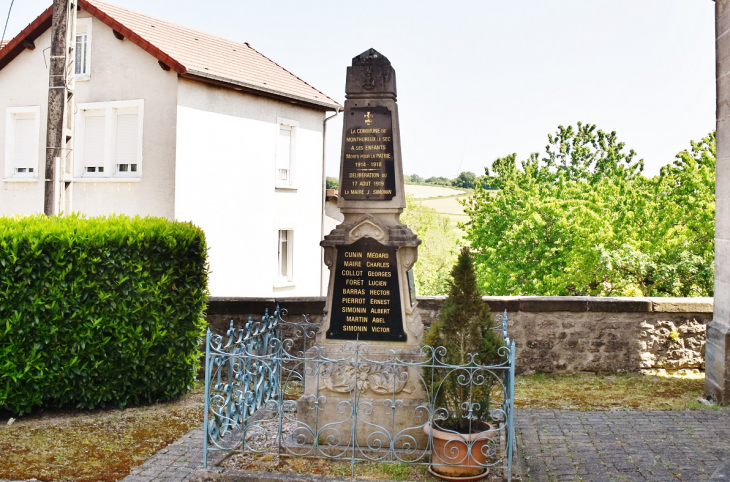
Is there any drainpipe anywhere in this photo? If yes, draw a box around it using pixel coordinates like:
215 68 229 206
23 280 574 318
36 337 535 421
321 107 341 296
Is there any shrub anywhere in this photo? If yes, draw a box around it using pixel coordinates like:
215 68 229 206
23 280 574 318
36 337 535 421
423 247 504 432
0 214 208 415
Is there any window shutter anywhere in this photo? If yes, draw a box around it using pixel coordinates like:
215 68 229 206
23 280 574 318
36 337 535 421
84 115 105 168
13 117 35 169
276 126 291 181
115 113 138 165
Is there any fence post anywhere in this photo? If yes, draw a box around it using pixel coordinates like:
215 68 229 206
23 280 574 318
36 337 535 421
203 328 212 469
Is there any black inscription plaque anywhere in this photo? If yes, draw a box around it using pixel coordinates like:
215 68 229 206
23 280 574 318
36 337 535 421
327 237 406 341
341 107 396 200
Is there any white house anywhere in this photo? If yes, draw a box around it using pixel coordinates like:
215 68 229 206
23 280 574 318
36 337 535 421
0 0 341 297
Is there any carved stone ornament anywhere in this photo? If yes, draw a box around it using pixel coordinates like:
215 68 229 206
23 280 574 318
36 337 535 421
405 310 423 339
323 246 337 268
363 66 375 90
347 214 388 244
321 362 413 395
399 247 419 270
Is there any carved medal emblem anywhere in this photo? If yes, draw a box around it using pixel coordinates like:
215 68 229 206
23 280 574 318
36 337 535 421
364 111 373 126
363 66 375 90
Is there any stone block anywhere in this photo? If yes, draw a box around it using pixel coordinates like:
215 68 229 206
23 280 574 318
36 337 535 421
705 323 730 403
718 123 730 173
207 297 276 315
483 296 520 313
650 297 714 313
716 279 730 323
718 241 730 287
718 197 730 242
274 297 326 315
519 296 588 312
718 73 730 122
719 1 730 60
587 297 652 313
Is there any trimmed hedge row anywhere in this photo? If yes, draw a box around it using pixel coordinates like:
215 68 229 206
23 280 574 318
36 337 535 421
0 215 208 415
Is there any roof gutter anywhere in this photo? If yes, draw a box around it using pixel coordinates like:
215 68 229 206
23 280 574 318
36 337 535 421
183 68 341 111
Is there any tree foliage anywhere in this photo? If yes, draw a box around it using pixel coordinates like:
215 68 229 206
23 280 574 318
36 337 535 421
463 123 715 297
425 176 452 186
452 171 477 189
401 195 461 295
326 176 339 190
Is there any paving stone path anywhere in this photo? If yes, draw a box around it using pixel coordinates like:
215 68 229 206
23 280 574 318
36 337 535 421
516 409 730 481
122 426 206 482
120 409 730 481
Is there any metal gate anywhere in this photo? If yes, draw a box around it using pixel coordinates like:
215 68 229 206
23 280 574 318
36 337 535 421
203 306 516 480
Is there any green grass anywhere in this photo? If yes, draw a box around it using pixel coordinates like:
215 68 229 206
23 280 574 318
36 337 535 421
0 382 204 482
515 372 718 411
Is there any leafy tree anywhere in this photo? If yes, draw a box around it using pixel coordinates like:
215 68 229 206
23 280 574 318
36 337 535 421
452 171 477 189
326 176 339 190
463 123 714 297
405 174 423 184
425 176 452 186
401 194 461 295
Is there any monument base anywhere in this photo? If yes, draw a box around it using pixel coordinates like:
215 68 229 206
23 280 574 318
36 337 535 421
294 344 429 450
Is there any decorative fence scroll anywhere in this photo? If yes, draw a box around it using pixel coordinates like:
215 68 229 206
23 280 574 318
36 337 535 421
203 306 516 481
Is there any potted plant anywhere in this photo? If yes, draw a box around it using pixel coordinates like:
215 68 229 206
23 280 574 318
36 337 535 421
422 247 505 479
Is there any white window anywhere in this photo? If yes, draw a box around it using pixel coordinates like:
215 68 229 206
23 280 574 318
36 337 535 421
75 100 143 179
275 117 298 188
4 106 41 180
75 18 92 79
277 229 293 284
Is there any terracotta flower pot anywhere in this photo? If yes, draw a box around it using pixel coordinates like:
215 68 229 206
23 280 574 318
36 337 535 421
424 421 496 479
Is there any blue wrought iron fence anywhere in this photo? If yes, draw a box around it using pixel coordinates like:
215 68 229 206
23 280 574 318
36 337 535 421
203 306 516 480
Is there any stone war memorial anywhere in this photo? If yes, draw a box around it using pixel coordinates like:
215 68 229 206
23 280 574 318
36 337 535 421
203 49 516 480
297 47 427 448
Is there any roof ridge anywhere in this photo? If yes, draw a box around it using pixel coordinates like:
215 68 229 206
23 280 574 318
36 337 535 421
244 42 339 107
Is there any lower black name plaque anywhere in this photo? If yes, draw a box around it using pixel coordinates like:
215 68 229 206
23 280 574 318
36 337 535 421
327 237 406 341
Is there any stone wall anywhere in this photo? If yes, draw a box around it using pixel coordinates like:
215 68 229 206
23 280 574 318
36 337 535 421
206 296 713 374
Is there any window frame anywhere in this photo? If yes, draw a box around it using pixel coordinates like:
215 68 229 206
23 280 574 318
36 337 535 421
75 17 92 80
275 117 298 190
4 106 41 181
74 99 144 180
275 229 295 288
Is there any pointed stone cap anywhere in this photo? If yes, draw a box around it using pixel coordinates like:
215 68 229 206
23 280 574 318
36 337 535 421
345 48 397 99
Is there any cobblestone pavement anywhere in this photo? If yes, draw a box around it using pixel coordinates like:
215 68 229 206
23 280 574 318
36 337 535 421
515 409 730 481
119 409 730 481
122 426 206 482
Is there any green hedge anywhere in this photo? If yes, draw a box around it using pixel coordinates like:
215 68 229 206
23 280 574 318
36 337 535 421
0 215 208 415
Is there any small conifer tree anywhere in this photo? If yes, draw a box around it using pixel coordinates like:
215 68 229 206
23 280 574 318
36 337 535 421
423 247 505 432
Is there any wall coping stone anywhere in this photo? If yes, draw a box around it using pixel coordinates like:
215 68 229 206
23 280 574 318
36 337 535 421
206 296 713 315
649 297 713 313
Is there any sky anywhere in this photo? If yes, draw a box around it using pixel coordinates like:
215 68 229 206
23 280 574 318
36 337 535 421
1 0 716 179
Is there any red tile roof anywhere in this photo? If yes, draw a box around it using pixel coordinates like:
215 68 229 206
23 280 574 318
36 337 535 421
0 7 52 70
0 1 340 110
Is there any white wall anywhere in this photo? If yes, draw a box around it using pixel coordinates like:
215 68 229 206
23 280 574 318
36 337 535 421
0 28 52 213
0 10 179 217
175 79 327 297
70 11 178 218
